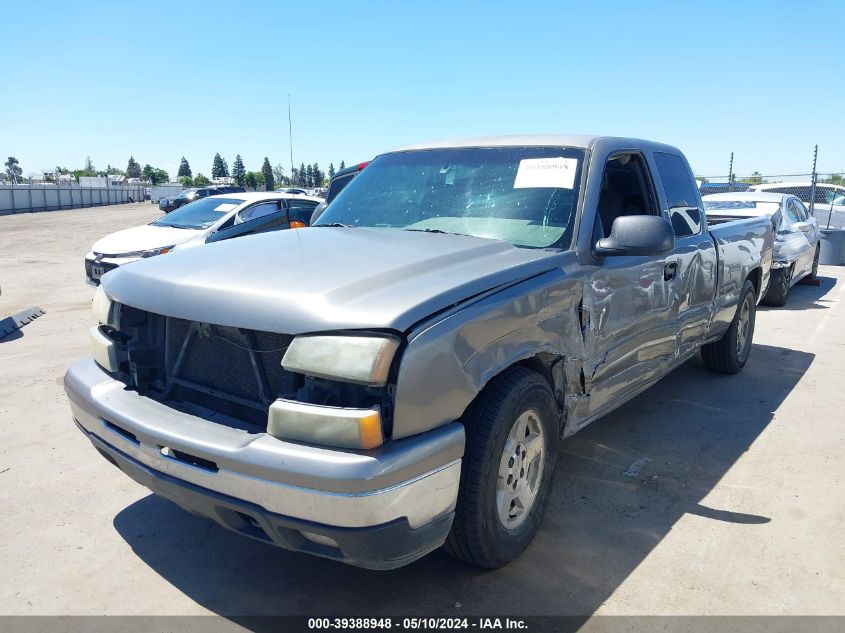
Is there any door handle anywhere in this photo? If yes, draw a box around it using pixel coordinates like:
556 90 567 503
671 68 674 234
664 261 679 281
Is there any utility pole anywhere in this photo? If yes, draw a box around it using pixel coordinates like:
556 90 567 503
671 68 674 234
809 144 818 217
728 152 734 189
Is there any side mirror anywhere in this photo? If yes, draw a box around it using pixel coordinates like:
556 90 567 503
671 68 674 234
595 215 675 257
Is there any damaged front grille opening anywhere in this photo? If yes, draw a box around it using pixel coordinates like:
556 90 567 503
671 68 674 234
115 312 396 437
160 318 299 429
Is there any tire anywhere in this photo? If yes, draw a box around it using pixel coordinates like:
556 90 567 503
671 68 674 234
444 367 559 568
701 279 757 375
763 266 791 307
810 245 820 280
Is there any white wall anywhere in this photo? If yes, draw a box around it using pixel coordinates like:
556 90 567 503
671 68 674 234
0 182 146 215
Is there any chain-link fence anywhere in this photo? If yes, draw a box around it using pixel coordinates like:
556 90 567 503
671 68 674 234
697 173 845 230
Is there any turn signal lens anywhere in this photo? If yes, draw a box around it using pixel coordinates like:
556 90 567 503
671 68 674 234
267 399 384 449
90 326 119 372
92 285 117 326
290 220 307 228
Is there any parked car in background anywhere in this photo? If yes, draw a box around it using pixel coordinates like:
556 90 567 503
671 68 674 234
310 161 369 224
85 192 321 285
749 182 845 229
158 186 246 213
68 135 773 569
698 181 751 196
704 191 820 306
159 188 200 213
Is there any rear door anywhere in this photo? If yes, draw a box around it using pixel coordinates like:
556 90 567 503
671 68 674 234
653 151 719 359
787 197 817 277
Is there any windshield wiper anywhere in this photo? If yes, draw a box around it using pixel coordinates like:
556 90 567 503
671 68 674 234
155 223 196 229
404 228 467 236
314 222 354 228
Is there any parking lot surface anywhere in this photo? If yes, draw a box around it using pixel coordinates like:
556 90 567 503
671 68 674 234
1 203 843 616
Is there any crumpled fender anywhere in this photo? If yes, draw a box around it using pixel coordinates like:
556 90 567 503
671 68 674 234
391 268 587 440
773 231 812 268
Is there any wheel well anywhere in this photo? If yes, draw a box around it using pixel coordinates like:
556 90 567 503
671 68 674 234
746 267 762 298
514 354 558 395
458 353 566 433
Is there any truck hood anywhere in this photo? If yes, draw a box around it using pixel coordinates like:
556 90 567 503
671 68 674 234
102 227 561 334
92 224 203 256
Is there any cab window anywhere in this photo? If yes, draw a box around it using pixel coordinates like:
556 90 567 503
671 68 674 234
654 152 702 237
596 153 658 238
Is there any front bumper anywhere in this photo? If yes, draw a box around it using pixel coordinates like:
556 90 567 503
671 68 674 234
65 358 464 568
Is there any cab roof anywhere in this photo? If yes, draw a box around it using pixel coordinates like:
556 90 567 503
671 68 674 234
388 134 680 153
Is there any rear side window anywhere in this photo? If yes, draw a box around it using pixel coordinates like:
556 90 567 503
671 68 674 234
792 199 809 221
326 174 355 202
783 200 801 224
654 152 702 237
237 201 280 224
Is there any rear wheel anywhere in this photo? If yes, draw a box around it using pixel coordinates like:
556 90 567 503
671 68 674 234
702 279 756 375
763 266 792 307
444 367 558 568
810 245 820 279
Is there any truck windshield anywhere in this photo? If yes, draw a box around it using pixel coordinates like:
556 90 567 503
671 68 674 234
153 197 243 229
316 146 585 248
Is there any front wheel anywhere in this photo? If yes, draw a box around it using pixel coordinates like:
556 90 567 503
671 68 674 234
444 367 558 568
702 279 757 374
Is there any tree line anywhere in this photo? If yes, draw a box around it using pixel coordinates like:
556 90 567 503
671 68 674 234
179 153 341 190
2 154 349 189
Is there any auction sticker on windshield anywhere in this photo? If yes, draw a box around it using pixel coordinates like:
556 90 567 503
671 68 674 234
214 203 239 212
513 157 578 189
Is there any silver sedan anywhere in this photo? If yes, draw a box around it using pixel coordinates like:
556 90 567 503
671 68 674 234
703 192 821 306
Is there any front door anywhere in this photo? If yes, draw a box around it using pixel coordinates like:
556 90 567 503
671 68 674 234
582 152 678 419
789 198 819 277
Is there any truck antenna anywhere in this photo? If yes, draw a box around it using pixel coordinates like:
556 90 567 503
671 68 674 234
288 95 294 186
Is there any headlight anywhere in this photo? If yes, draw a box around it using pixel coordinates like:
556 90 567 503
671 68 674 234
281 335 400 387
92 285 117 326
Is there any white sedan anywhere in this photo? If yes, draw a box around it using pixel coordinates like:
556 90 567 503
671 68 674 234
703 191 821 306
85 192 322 285
749 182 845 229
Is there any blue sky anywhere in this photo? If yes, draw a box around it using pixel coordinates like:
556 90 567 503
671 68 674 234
4 0 844 180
